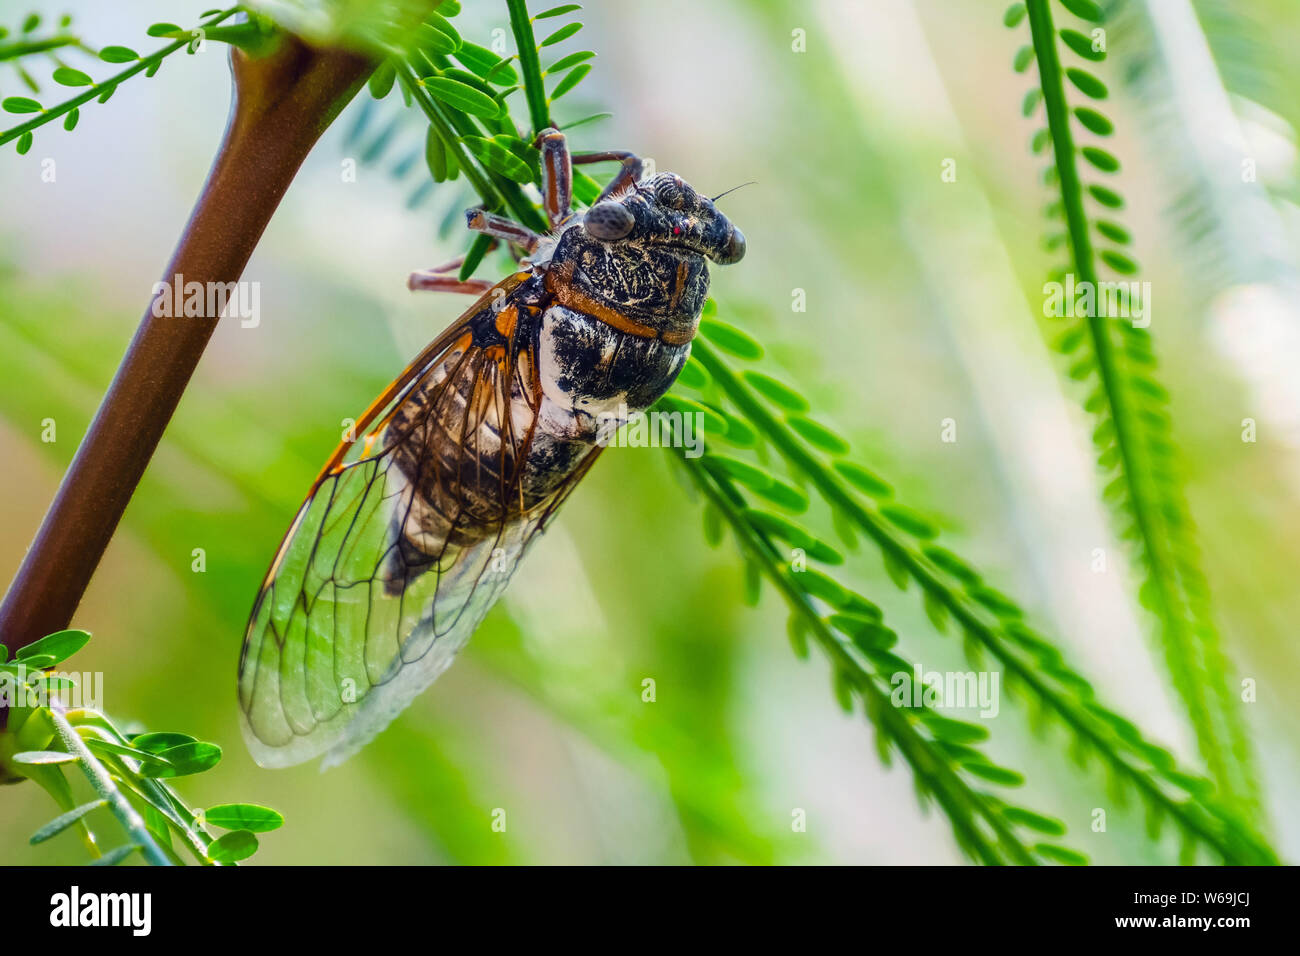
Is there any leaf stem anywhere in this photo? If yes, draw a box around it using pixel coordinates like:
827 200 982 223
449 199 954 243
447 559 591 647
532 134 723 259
48 704 170 865
689 337 1273 863
0 8 240 146
679 451 1037 865
1022 0 1246 808
505 0 551 134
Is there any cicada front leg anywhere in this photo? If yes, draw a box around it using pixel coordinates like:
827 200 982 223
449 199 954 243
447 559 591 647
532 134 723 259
572 147 645 202
538 127 573 228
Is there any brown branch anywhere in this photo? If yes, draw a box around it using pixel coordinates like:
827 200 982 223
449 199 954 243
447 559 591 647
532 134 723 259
0 36 373 655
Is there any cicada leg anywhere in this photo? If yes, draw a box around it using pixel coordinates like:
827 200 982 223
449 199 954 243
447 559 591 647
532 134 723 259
572 147 645 202
465 208 543 252
538 127 573 229
407 273 496 294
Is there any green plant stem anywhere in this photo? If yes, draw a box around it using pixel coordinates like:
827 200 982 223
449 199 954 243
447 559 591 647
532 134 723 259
0 36 80 61
681 455 1037 865
68 710 220 865
505 0 551 134
0 8 240 146
689 337 1271 863
48 704 170 865
1023 0 1244 808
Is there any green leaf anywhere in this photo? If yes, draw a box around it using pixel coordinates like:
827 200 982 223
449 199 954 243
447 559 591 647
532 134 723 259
702 502 725 547
787 615 810 660
129 732 196 754
1013 45 1034 73
85 739 174 766
99 45 140 63
1003 806 1067 835
675 357 709 390
879 504 938 540
742 560 762 606
30 800 106 844
787 415 850 455
705 454 772 492
415 22 459 55
422 12 462 50
203 803 284 833
461 135 532 182
831 667 855 712
13 750 76 766
1066 67 1107 99
1034 843 1089 865
3 96 43 114
1088 184 1123 208
919 714 988 744
699 319 763 360
1081 146 1119 172
545 50 595 74
1095 220 1130 244
423 76 501 119
1100 250 1137 274
536 3 583 18
968 584 1022 619
1059 29 1105 62
550 64 590 100
139 741 222 777
16 629 89 666
91 844 139 866
742 370 809 413
799 569 849 607
1074 107 1113 135
146 23 183 37
0 643 6 663
743 509 842 564
540 22 583 47
1003 4 1027 27
832 460 892 498
14 653 57 668
368 61 395 99
63 108 79 131
52 67 94 87
921 545 981 586
1059 0 1104 21
750 477 809 513
455 42 518 84
829 615 897 652
961 761 1024 787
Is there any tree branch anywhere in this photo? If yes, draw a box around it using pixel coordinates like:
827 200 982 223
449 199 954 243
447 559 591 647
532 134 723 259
0 35 373 655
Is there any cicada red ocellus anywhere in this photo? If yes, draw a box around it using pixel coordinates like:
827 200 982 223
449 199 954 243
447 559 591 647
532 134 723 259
238 129 745 767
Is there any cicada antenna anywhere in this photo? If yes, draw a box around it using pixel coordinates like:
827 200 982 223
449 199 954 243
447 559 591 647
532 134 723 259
711 181 757 203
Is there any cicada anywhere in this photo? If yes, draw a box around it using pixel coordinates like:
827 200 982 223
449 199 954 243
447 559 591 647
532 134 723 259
237 129 746 767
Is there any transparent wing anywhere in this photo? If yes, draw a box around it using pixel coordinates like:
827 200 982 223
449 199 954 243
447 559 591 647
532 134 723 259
238 282 596 768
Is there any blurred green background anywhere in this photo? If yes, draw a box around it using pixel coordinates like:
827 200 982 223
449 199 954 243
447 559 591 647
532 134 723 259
2 0 1299 864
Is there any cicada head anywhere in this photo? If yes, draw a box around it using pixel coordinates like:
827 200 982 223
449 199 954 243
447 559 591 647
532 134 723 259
550 171 746 338
596 172 746 266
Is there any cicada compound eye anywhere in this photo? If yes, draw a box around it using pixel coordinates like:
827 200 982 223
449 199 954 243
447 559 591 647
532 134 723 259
654 177 689 210
583 201 635 241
